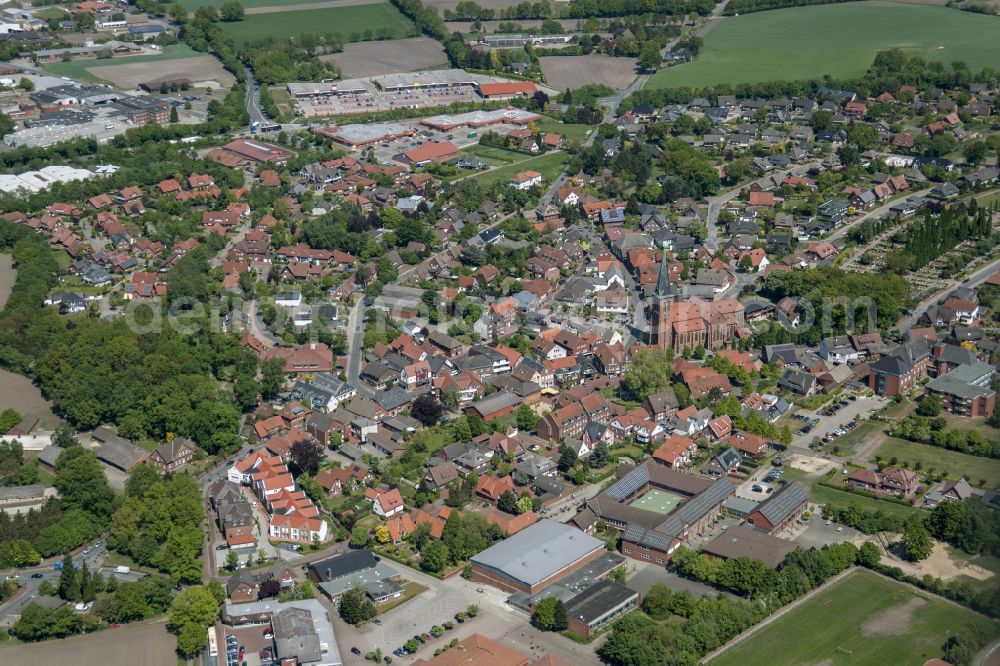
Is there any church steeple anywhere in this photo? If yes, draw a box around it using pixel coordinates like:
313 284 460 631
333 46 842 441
651 242 673 350
654 242 672 300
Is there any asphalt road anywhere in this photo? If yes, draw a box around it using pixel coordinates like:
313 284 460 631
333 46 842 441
0 542 145 624
896 251 1000 332
825 187 933 244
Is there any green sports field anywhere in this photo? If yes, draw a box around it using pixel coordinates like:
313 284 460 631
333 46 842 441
711 569 998 666
629 489 684 515
218 4 415 45
648 2 1000 89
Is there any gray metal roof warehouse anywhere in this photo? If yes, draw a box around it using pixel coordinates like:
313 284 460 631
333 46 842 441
470 520 604 588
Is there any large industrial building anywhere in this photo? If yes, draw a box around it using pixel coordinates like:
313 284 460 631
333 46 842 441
470 520 606 594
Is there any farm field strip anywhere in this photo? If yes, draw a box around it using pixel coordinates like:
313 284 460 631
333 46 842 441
648 3 1000 88
218 3 415 44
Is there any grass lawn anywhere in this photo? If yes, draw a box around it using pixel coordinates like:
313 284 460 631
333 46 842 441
35 7 67 20
810 483 926 522
711 569 996 666
612 445 644 461
648 3 1000 89
50 248 71 271
469 151 566 188
267 86 294 122
219 4 415 45
41 44 202 82
942 412 1000 441
831 418 885 452
535 116 593 142
874 437 1000 487
377 581 428 615
975 189 1000 207
462 144 524 163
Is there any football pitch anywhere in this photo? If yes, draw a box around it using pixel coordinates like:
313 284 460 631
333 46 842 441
629 489 683 515
648 3 1000 88
711 569 998 666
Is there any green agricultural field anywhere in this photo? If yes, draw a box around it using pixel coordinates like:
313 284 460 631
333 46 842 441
218 4 415 45
648 3 1000 89
712 569 997 666
179 0 331 8
874 437 1000 487
41 44 201 82
470 151 567 188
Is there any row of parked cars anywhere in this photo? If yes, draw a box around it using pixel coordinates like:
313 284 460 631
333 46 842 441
819 398 854 418
793 413 820 436
823 416 862 443
225 634 244 666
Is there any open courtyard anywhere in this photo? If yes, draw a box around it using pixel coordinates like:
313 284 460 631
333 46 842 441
629 488 684 515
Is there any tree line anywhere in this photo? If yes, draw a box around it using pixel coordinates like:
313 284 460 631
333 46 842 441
724 0 860 15
620 48 1000 110
886 205 992 275
890 415 1000 460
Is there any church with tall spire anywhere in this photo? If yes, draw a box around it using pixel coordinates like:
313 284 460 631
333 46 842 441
650 244 673 349
647 245 747 353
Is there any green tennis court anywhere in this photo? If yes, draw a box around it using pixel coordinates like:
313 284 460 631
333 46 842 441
629 489 683 515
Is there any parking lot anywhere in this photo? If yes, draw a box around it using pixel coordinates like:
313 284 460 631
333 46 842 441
790 394 886 449
782 512 860 549
734 460 790 503
332 571 489 662
221 623 274 666
626 561 734 600
331 565 598 665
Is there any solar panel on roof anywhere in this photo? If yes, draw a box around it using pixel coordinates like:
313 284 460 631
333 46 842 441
607 466 648 500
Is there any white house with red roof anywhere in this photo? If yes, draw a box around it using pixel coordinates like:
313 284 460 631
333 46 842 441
365 487 405 517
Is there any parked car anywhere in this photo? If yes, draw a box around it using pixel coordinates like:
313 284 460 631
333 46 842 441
351 647 362 655
31 573 43 579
